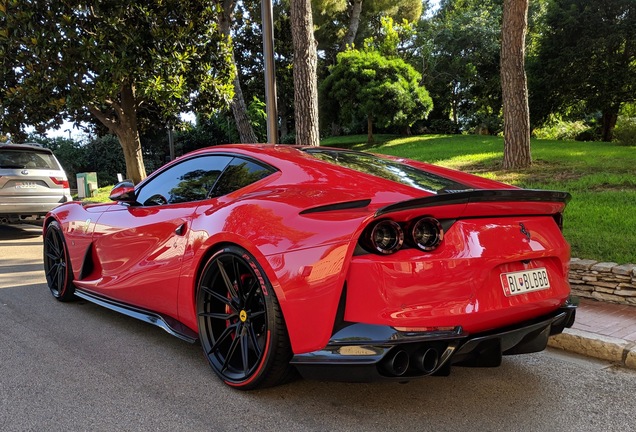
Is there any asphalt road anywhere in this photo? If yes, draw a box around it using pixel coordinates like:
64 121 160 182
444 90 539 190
2 223 636 432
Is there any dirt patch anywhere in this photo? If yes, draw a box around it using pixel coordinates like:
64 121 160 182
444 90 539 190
450 159 583 185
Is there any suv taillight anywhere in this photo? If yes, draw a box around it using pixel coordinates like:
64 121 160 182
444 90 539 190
50 177 70 189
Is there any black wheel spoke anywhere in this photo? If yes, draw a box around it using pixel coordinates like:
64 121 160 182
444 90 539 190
221 327 242 372
232 257 243 294
198 311 236 321
45 263 57 278
249 310 266 320
217 260 239 300
240 331 250 375
247 324 262 358
201 285 236 311
244 279 258 306
208 322 239 355
55 265 65 291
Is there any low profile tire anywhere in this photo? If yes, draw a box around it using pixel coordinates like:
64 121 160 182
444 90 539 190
43 220 75 302
196 245 294 390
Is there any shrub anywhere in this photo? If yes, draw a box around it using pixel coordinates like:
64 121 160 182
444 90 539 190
614 116 636 146
532 118 593 141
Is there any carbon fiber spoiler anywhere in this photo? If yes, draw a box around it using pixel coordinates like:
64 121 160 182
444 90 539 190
375 189 571 217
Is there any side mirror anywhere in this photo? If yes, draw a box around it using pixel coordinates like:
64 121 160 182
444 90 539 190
109 181 136 203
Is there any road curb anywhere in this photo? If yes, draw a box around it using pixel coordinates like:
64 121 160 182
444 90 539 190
548 328 636 370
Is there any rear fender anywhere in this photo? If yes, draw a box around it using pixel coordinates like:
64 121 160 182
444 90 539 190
45 202 116 280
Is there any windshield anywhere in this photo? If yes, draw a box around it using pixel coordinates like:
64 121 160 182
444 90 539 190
304 149 471 194
0 149 60 170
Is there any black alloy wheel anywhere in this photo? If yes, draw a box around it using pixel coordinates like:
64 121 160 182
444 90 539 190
43 221 75 301
197 245 293 390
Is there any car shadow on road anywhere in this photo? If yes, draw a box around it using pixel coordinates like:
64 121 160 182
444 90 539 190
0 224 42 240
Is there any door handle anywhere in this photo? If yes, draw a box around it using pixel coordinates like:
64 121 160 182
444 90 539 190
175 223 187 236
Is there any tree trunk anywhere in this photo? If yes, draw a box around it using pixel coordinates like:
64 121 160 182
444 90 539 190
219 0 258 143
290 0 320 146
367 115 374 143
601 108 619 142
88 81 147 184
501 0 531 170
342 0 364 50
116 127 146 184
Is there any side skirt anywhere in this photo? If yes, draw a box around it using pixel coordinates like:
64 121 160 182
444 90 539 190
74 288 199 344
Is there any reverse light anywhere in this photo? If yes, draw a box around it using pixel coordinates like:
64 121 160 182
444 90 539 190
365 220 404 255
50 177 70 189
410 217 443 251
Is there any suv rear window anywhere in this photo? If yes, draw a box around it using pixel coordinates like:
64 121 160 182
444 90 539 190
0 149 60 170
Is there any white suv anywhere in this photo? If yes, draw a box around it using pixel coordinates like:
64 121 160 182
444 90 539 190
0 143 73 224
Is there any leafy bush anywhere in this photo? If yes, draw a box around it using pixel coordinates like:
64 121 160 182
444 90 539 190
532 117 593 141
468 113 503 136
614 116 636 146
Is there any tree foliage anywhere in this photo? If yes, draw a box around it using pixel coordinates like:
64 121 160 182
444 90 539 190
1 0 234 183
320 34 433 143
416 0 502 133
313 0 423 64
530 0 636 141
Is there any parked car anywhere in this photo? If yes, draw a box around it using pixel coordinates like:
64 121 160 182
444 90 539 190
0 143 72 224
42 144 576 389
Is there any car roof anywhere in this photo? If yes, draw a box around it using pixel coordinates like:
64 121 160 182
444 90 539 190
0 142 52 153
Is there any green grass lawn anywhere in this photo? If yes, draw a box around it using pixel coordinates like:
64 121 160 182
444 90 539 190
79 185 115 203
322 134 636 264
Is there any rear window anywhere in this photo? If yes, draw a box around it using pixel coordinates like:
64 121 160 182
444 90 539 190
304 149 470 194
0 149 60 170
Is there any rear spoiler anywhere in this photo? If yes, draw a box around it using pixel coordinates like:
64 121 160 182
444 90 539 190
375 189 571 217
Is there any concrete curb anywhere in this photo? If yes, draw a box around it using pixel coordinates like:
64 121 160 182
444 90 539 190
548 328 636 370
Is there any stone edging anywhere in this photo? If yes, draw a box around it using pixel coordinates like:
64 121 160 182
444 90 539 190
569 258 636 305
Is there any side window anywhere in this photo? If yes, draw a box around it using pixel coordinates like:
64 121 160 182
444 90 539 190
211 157 276 197
136 155 232 206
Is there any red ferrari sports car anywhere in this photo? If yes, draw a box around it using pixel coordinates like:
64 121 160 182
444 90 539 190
43 144 575 389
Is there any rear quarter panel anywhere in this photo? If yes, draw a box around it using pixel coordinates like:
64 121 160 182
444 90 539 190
176 196 371 354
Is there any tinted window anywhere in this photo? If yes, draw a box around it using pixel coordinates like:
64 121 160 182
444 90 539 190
304 149 470 194
136 155 232 206
0 149 60 170
211 157 276 197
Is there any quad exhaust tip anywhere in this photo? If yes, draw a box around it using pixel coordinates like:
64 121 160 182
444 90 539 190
414 348 439 374
380 348 441 377
380 350 410 377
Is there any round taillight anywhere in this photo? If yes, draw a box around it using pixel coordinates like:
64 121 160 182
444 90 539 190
368 220 404 255
411 217 443 251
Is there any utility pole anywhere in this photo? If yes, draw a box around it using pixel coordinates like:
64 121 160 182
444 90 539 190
261 0 278 143
168 125 175 161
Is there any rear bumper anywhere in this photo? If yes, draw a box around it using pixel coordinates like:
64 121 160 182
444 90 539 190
291 300 576 382
0 197 71 221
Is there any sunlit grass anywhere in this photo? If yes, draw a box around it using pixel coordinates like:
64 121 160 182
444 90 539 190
76 185 113 204
323 133 636 264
